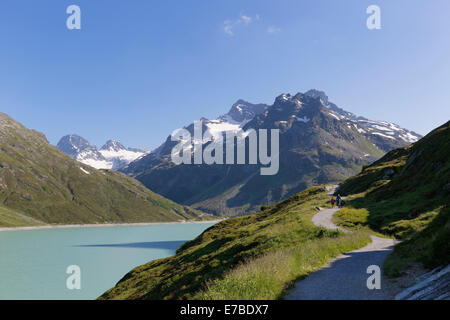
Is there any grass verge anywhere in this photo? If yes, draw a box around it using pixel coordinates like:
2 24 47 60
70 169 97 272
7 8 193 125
197 230 369 299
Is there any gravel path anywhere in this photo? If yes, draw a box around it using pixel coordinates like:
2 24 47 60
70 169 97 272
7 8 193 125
311 208 347 232
286 207 399 300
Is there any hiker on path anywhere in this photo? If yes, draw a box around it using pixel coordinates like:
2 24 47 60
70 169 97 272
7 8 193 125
331 197 336 207
336 194 342 207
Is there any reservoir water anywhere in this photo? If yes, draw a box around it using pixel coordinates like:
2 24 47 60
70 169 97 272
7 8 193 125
0 222 215 300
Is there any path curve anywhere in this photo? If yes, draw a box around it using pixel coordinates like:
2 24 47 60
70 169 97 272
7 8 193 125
311 208 347 232
286 205 399 300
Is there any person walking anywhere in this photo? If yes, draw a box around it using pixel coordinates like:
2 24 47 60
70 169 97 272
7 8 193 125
331 197 336 207
336 194 342 208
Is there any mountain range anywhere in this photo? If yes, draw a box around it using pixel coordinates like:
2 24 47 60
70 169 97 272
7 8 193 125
0 113 205 227
121 89 422 216
57 135 147 170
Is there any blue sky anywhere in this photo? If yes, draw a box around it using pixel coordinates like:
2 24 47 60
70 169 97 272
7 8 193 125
0 0 449 149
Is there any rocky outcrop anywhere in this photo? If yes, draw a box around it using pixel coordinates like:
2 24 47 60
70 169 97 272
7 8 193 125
396 265 450 300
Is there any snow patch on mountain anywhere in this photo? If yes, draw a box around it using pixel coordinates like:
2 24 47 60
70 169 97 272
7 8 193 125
206 120 243 135
296 115 310 123
190 100 270 140
328 112 342 121
80 167 91 175
304 89 421 144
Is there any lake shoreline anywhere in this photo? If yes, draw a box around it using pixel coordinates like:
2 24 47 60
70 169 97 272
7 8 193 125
0 219 223 232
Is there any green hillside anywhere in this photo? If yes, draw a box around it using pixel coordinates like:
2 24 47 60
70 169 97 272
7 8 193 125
0 112 206 227
334 120 450 276
0 205 44 227
99 186 370 299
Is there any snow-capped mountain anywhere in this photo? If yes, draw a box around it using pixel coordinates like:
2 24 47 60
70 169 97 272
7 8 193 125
218 99 268 125
304 89 421 147
145 100 269 160
121 89 422 216
57 135 147 170
187 100 269 142
99 140 148 169
200 100 268 141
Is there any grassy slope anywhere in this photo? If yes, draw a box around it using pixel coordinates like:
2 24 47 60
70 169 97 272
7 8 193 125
334 121 450 276
0 205 45 227
0 113 206 226
197 232 368 299
99 186 370 300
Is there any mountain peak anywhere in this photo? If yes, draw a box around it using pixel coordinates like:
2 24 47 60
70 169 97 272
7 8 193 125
100 140 126 152
220 100 268 124
57 134 95 158
59 134 89 143
305 89 329 104
275 93 292 102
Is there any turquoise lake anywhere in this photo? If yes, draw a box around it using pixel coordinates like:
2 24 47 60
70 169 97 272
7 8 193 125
0 222 215 300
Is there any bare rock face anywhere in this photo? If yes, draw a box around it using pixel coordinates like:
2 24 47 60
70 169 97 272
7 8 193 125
395 265 450 300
